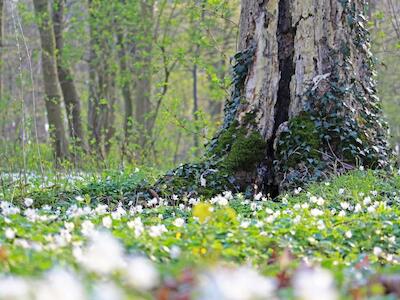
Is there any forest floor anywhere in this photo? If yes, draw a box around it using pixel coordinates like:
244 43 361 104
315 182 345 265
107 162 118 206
0 169 400 299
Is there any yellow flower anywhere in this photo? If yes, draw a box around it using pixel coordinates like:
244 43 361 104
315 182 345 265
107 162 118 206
176 232 182 239
193 203 213 223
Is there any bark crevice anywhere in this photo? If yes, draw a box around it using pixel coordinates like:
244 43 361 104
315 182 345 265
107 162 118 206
265 0 296 196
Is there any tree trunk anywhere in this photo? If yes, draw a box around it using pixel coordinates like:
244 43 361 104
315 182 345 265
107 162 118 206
0 0 3 104
135 0 153 150
117 32 134 145
148 0 390 201
33 0 68 161
87 0 105 158
207 0 390 195
53 0 86 152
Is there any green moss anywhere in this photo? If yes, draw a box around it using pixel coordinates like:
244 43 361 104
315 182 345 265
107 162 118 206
211 121 241 157
223 131 267 172
277 113 321 168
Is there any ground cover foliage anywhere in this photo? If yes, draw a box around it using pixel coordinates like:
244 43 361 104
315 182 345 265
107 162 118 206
0 169 400 299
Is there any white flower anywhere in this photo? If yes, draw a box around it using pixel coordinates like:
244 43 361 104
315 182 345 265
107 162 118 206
64 222 75 232
240 221 251 229
24 198 34 207
173 218 185 228
198 266 276 300
363 196 371 206
354 204 362 213
293 204 301 210
0 201 20 216
0 277 30 300
345 231 352 238
317 197 325 206
75 195 84 202
310 196 318 203
78 231 125 275
254 192 263 201
149 198 158 206
338 188 345 195
102 216 112 229
293 267 337 300
81 220 94 236
308 237 317 244
265 208 274 214
92 282 124 300
170 245 181 259
189 198 199 205
5 228 16 240
317 220 325 230
127 217 144 238
255 221 264 228
200 175 207 187
24 208 38 222
34 268 86 300
294 187 302 194
95 204 108 215
388 236 396 244
340 202 349 210
134 205 143 214
367 206 376 213
148 224 168 238
310 208 323 217
265 215 275 224
223 191 234 201
293 216 301 224
112 205 126 220
14 239 30 249
42 205 51 211
373 246 383 257
301 203 309 209
338 210 346 217
125 257 159 291
217 196 229 206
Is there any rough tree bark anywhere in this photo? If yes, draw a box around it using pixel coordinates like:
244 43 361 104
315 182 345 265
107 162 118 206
214 0 390 195
156 0 390 199
33 0 69 160
53 0 86 151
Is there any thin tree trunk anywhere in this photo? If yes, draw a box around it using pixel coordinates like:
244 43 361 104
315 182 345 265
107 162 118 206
33 0 68 161
0 0 3 104
192 1 205 153
104 67 117 156
117 32 134 144
87 0 102 157
135 0 154 150
192 64 199 150
53 0 86 152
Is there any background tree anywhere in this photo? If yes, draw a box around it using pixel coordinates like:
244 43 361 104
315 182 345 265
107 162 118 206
369 0 400 156
0 0 3 103
33 0 68 160
53 0 86 153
